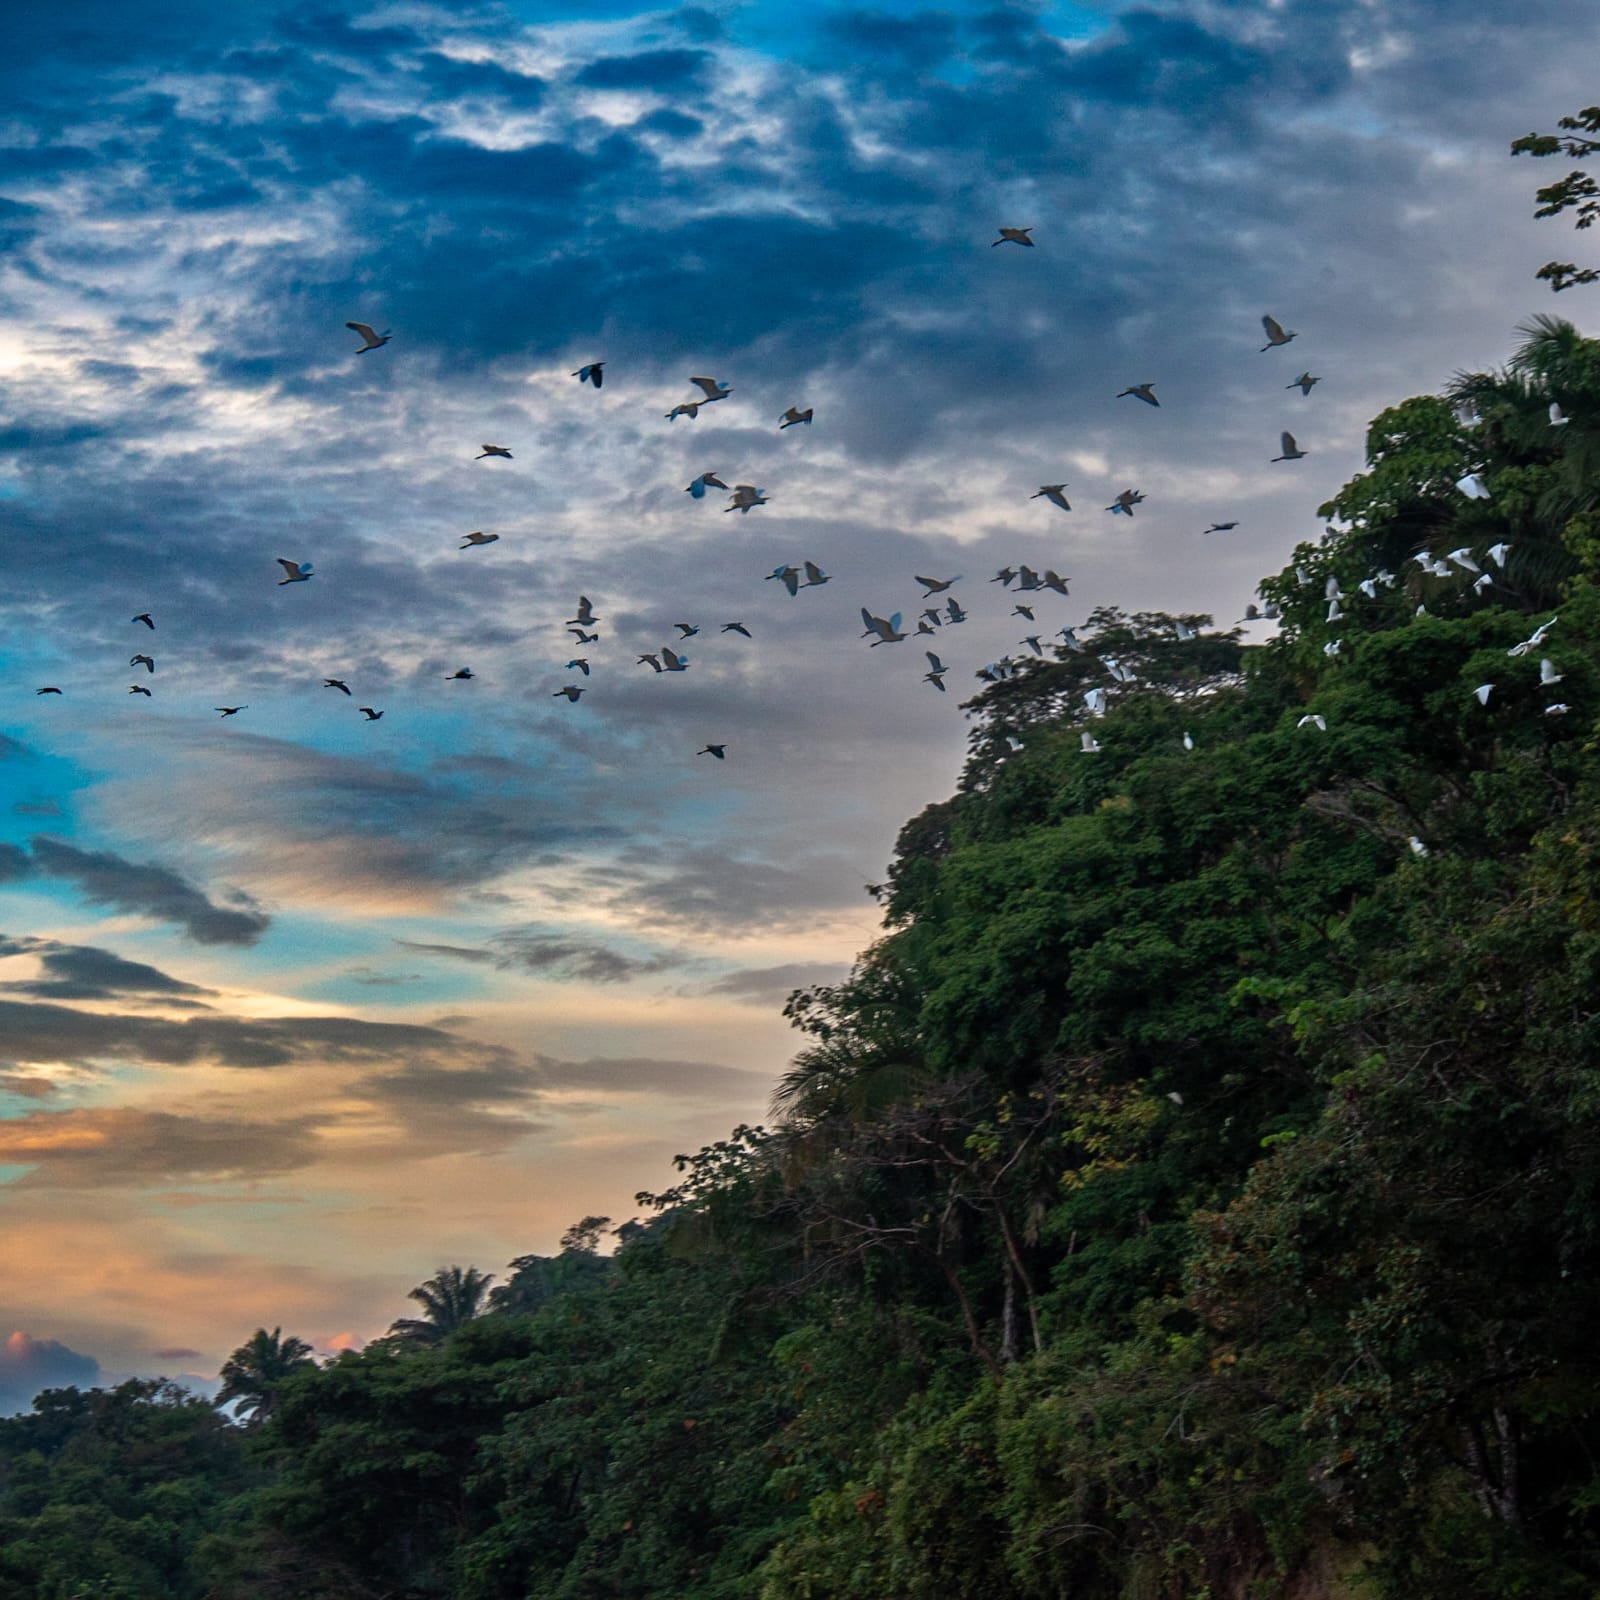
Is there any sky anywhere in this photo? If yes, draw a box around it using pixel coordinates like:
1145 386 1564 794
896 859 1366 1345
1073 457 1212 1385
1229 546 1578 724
0 0 1594 1406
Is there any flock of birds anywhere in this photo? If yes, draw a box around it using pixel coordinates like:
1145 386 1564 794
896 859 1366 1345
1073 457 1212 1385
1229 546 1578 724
30 240 1564 776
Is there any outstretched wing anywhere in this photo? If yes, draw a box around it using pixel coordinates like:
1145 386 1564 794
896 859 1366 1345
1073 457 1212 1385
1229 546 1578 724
1262 314 1285 341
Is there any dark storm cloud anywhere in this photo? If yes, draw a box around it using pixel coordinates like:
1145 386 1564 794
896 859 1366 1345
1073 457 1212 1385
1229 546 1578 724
821 9 960 70
415 51 548 108
0 1332 99 1417
701 961 852 1004
0 997 520 1073
25 838 270 946
573 49 711 90
0 935 216 1003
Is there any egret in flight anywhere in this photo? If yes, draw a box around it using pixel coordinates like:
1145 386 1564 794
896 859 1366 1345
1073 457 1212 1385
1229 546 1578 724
346 321 390 352
572 362 604 387
1260 314 1296 350
993 227 1034 247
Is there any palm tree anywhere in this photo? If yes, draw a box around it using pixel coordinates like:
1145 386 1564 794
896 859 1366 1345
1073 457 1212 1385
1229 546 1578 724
385 1264 495 1348
216 1326 316 1423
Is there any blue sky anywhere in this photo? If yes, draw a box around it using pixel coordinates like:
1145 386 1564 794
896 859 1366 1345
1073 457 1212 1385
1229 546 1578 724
0 0 1594 1402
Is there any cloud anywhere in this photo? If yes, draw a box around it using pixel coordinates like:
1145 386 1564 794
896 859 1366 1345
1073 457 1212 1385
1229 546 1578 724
151 1345 202 1360
535 1053 771 1103
0 1330 100 1415
573 48 711 90
0 934 216 1002
701 960 852 1004
25 838 270 946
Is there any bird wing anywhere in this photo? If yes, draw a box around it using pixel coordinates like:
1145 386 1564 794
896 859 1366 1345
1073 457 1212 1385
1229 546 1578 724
347 322 378 340
1262 315 1285 340
927 652 944 671
690 377 721 397
276 558 303 577
1280 432 1297 452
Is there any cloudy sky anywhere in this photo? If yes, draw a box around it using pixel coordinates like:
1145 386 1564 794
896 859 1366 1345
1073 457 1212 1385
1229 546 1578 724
0 0 1593 1403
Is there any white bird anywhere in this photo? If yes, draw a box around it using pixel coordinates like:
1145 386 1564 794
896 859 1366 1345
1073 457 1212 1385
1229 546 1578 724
766 565 801 595
637 653 662 672
685 471 728 498
1083 687 1108 715
690 376 732 401
1325 577 1344 600
1005 736 1024 751
567 658 590 675
1446 548 1481 573
1486 542 1512 567
1015 565 1042 590
460 531 499 547
1260 314 1296 350
1020 635 1044 655
476 444 513 460
946 598 967 623
662 647 689 671
1297 714 1326 731
276 559 313 584
1540 658 1564 685
1323 639 1342 658
725 485 768 513
925 651 948 676
1106 488 1145 516
1326 600 1343 622
1080 731 1101 753
1409 837 1428 856
1456 472 1490 499
1182 731 1194 751
1508 616 1559 657
666 400 705 421
1546 703 1571 716
1041 569 1070 595
916 575 958 596
1473 683 1494 705
1167 1091 1184 1105
1287 373 1319 395
572 362 604 387
553 685 584 701
1031 484 1072 511
1473 573 1493 594
1271 431 1306 462
1551 401 1570 426
860 608 907 645
1358 579 1378 600
1175 621 1197 641
346 321 390 352
569 597 599 626
779 406 812 428
1116 383 1159 407
993 227 1034 247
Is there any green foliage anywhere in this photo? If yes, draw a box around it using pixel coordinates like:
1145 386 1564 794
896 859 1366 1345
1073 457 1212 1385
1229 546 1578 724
1512 105 1600 290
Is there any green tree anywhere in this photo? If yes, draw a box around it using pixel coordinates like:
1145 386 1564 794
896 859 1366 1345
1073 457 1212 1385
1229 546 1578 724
385 1265 496 1348
215 1327 317 1425
1512 105 1600 290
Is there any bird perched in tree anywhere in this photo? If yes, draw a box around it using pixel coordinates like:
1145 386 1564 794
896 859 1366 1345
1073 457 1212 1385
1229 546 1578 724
460 531 499 547
132 613 154 629
698 744 727 759
567 659 590 675
1409 836 1428 856
766 565 801 595
1271 431 1306 462
721 623 752 637
1260 314 1296 350
346 321 390 352
447 668 475 681
276 559 313 584
993 227 1034 247
359 707 383 720
1117 383 1160 407
216 706 246 717
1032 484 1072 511
572 362 604 387
129 684 152 696
779 407 812 428
1182 731 1195 751
553 685 584 701
916 575 958 596
476 444 513 460
1287 373 1319 395
130 654 154 672
325 679 351 694
685 471 728 499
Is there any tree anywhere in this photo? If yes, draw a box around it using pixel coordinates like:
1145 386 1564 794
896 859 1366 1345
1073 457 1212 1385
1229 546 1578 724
1512 105 1600 290
216 1327 316 1425
384 1264 495 1348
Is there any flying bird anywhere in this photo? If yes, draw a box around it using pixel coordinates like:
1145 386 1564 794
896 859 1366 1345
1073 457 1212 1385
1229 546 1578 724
1546 703 1572 717
35 687 61 695
1203 522 1239 535
325 679 351 694
570 628 600 644
553 685 584 701
359 707 383 720
567 658 591 675
447 668 475 680
1116 383 1160 407
801 561 831 587
1016 566 1042 590
132 613 154 629
1041 569 1070 595
1456 474 1490 500
1473 683 1494 705
993 227 1034 247
925 651 948 677
1260 314 1297 350
569 597 599 627
572 362 604 387
1297 714 1326 731
721 622 752 637
638 653 663 673
476 444 513 460
661 647 689 671
724 485 768 513
1107 489 1145 515
1032 485 1072 511
130 654 154 672
1487 542 1512 567
1020 635 1044 655
1271 432 1306 462
685 471 728 498
698 744 727 759
1446 547 1481 573
991 568 1016 586
460 531 500 547
779 407 812 428
860 608 907 645
1287 373 1319 395
1551 401 1570 426
690 376 732 401
346 321 390 352
674 623 700 638
215 706 246 717
946 598 967 623
1540 658 1564 685
129 684 151 696
916 575 958 596
277 559 313 584
766 565 801 595
666 400 705 421
1080 731 1101 753
1012 604 1035 621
